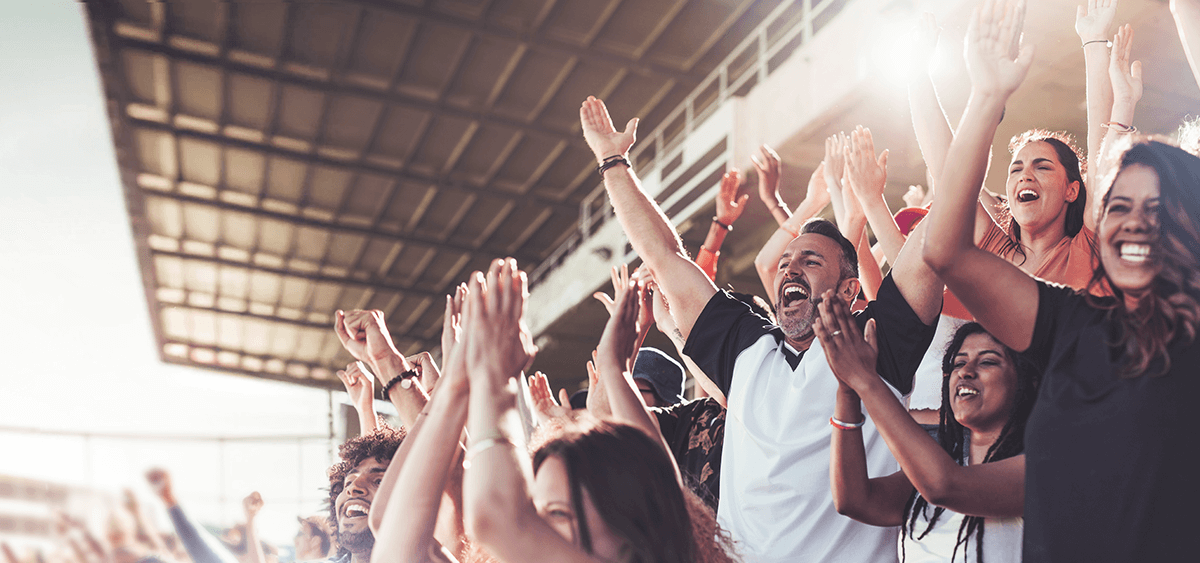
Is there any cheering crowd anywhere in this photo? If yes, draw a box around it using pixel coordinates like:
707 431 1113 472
9 0 1200 561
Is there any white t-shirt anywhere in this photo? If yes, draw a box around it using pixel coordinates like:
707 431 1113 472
907 315 969 411
901 498 1023 562
684 277 936 562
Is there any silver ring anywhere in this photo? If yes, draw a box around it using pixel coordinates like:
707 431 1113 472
830 330 842 337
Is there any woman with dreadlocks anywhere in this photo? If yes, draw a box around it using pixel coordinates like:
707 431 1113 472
817 288 1035 562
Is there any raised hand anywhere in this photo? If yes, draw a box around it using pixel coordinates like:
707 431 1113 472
337 361 376 404
812 289 880 391
597 265 645 381
441 283 466 368
965 0 1035 98
405 352 443 395
715 169 750 227
1075 0 1119 43
903 185 929 208
752 145 784 209
844 126 889 205
584 351 611 417
242 492 263 522
824 132 849 193
334 309 407 374
145 468 176 507
912 12 940 68
528 371 572 426
1109 24 1143 104
461 259 538 386
580 96 638 162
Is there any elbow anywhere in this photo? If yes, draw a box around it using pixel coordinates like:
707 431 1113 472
921 235 953 276
911 476 955 509
463 489 515 548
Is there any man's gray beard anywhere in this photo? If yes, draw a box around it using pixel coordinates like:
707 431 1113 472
777 309 815 341
338 528 374 555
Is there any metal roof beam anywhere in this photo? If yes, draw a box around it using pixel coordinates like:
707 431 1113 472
128 116 578 215
114 35 587 148
344 0 701 83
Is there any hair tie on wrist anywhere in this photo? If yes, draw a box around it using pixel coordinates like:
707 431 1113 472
1082 39 1111 48
597 155 631 176
712 216 733 231
463 436 513 468
1102 121 1137 134
830 416 865 430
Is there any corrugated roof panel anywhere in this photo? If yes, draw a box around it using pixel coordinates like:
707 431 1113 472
167 1 222 44
226 72 274 131
146 196 183 239
353 238 399 278
344 10 414 78
174 60 222 121
178 137 222 187
491 49 573 119
276 84 325 141
293 226 330 262
154 254 185 289
121 49 159 105
229 2 286 57
293 329 326 363
134 128 174 178
368 105 429 161
248 271 283 305
220 209 258 250
217 315 243 350
181 202 221 244
308 283 344 318
323 95 384 153
443 36 520 108
277 277 313 310
394 24 472 101
116 0 153 26
189 309 218 345
264 156 308 204
256 217 293 257
339 173 395 222
288 3 360 69
218 265 250 300
223 147 266 195
325 232 366 269
242 318 273 356
268 324 299 357
449 124 519 180
306 165 353 211
162 307 189 340
183 260 218 294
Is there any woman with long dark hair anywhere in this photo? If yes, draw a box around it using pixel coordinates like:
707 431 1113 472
923 0 1200 559
819 314 1037 562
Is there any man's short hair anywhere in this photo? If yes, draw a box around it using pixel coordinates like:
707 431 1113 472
799 218 858 280
326 426 405 528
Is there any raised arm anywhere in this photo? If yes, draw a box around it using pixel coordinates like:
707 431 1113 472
371 302 469 563
335 309 426 427
581 97 717 336
908 12 954 182
461 260 599 563
1092 23 1143 215
828 381 914 526
1076 0 1119 205
1171 0 1200 91
844 126 904 269
240 493 265 563
146 470 240 563
923 0 1040 351
815 294 1024 518
753 145 791 225
753 163 830 301
697 170 749 280
337 362 378 436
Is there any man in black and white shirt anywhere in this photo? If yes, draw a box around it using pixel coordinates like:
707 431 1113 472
580 96 941 562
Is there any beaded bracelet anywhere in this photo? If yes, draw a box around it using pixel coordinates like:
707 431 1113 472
597 155 631 176
830 416 866 430
712 217 733 231
383 369 419 396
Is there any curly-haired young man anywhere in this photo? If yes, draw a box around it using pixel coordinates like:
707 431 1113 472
324 425 405 563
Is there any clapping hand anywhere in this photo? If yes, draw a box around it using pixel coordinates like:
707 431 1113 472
715 169 750 227
528 371 572 426
813 290 879 392
1075 0 1118 44
461 259 538 386
1109 24 1142 104
965 0 1035 98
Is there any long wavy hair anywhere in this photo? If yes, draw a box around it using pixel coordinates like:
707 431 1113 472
1085 140 1200 377
531 419 736 563
901 323 1041 563
995 131 1089 264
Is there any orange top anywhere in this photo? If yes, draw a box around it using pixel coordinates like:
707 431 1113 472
942 221 1101 320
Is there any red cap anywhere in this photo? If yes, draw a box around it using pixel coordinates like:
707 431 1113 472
894 206 929 236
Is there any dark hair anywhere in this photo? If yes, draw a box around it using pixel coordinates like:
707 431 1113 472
325 426 405 555
902 323 1041 563
800 218 858 280
999 131 1089 262
1086 140 1200 377
532 420 734 563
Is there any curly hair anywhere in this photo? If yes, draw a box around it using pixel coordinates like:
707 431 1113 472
325 425 406 547
901 323 1041 563
1085 140 1200 377
531 418 737 563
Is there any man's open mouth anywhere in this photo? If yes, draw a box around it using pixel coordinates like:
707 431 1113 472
780 280 810 308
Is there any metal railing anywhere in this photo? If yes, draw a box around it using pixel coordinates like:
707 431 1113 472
529 0 850 286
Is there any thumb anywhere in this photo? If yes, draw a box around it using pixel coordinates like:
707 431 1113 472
1075 5 1084 22
864 318 879 353
1016 41 1036 71
559 388 571 408
878 149 889 170
1130 60 1143 83
737 193 750 207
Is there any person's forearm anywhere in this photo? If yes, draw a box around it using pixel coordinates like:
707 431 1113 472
356 399 379 436
243 518 264 563
603 166 688 283
924 92 1006 274
380 358 429 429
702 221 729 253
1173 0 1200 90
860 196 905 268
1084 42 1114 191
908 71 954 182
767 202 791 225
855 229 882 301
830 387 877 519
168 506 240 563
372 383 468 563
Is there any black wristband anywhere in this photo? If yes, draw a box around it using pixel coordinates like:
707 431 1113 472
597 155 631 176
712 216 733 231
383 369 418 396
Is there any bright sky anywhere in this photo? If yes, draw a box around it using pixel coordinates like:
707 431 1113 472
0 1 348 548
